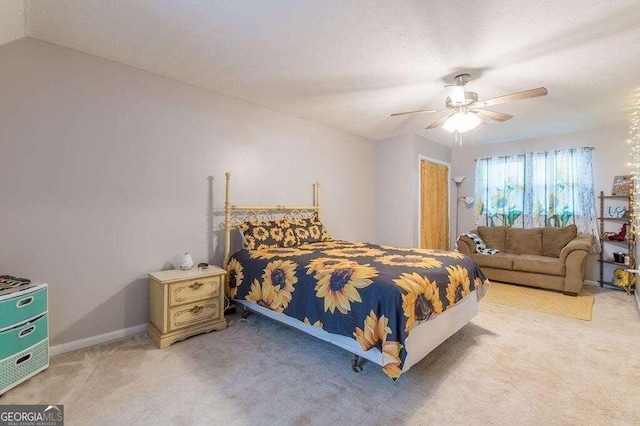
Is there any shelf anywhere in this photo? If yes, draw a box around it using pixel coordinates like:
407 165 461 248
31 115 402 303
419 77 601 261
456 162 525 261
600 281 636 293
597 217 629 222
598 259 631 267
599 190 635 286
600 239 633 246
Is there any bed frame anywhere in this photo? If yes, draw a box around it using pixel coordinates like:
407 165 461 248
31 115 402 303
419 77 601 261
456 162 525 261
222 172 321 268
221 172 479 375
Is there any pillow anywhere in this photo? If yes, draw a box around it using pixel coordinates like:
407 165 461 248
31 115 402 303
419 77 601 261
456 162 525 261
310 213 331 241
238 220 287 250
477 226 507 251
505 228 543 255
287 213 331 245
275 218 299 248
542 225 578 257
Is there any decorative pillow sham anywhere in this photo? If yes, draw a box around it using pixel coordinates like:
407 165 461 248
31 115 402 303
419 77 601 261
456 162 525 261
275 218 299 247
238 220 287 250
238 214 330 249
288 213 331 244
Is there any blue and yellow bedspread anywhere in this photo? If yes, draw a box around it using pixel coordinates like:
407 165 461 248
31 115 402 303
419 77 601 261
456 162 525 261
227 240 489 379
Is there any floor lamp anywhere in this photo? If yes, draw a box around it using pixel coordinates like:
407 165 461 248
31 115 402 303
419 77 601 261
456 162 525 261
453 176 474 248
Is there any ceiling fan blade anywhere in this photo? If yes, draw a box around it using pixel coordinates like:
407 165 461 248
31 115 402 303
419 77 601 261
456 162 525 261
475 87 548 108
425 114 453 130
474 109 513 122
390 108 439 117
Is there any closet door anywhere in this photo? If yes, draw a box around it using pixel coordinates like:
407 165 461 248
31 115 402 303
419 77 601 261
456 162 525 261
420 159 449 250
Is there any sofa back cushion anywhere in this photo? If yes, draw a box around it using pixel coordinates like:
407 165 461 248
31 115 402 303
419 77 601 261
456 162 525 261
505 228 543 255
542 225 578 258
477 226 507 251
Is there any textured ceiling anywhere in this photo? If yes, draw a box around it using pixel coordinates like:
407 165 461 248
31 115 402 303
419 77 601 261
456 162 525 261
23 0 640 145
0 0 25 46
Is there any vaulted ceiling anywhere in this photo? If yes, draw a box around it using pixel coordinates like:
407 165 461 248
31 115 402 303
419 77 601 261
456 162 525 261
18 0 640 144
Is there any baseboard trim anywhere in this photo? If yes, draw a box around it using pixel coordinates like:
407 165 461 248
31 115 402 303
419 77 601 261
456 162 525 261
584 280 598 286
50 323 148 357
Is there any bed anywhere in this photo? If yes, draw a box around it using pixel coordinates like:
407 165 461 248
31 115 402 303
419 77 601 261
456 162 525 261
222 172 489 380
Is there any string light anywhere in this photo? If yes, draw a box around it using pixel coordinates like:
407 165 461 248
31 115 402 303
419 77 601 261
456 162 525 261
631 88 640 235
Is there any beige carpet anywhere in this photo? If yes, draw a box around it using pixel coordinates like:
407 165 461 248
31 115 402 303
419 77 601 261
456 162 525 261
483 282 595 321
3 285 640 426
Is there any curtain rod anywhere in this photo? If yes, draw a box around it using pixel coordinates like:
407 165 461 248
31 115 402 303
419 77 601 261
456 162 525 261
474 146 595 162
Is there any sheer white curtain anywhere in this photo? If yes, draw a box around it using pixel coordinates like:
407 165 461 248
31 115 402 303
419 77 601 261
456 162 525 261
474 155 526 228
525 148 598 239
475 147 598 244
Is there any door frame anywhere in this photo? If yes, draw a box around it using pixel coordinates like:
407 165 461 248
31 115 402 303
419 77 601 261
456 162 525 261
416 155 451 249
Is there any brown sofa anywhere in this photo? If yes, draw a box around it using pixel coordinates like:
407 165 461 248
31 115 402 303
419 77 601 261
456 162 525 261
457 225 593 295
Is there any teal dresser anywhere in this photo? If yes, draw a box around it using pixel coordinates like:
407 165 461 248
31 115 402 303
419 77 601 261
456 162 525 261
0 283 49 395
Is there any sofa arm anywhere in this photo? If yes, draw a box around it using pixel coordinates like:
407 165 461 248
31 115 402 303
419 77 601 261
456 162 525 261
559 234 593 295
457 235 477 256
559 235 593 263
563 249 589 295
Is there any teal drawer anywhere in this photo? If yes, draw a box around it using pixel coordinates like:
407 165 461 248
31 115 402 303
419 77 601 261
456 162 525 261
0 287 47 331
0 338 49 394
0 314 48 361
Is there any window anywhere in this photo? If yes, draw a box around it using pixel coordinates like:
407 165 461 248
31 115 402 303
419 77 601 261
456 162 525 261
474 147 598 239
474 154 526 228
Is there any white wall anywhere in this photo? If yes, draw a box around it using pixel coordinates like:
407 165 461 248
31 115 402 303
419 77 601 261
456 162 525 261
0 38 375 346
374 133 452 248
374 134 414 247
452 124 632 281
0 0 24 46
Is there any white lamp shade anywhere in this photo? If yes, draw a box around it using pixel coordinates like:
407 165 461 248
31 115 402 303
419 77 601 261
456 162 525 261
443 111 481 133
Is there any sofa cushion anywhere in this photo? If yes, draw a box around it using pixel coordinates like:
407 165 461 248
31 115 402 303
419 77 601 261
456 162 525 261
505 228 543 255
470 253 518 270
477 226 507 251
542 225 578 258
512 254 565 277
482 268 565 291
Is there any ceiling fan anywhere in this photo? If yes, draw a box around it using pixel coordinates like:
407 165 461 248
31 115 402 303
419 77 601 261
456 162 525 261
391 74 548 144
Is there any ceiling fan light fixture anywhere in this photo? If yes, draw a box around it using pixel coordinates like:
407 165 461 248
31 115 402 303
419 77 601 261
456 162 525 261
445 85 466 104
442 111 481 133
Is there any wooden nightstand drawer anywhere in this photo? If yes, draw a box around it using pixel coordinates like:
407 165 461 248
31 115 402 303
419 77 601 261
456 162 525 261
168 299 221 332
168 277 220 307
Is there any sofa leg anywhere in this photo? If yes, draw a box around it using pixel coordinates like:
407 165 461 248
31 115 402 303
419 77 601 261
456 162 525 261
563 291 578 297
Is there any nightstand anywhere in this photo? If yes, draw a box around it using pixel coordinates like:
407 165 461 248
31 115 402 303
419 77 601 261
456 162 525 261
148 267 227 349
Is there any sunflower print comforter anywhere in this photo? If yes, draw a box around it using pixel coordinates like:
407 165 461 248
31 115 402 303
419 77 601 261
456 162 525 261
227 240 489 379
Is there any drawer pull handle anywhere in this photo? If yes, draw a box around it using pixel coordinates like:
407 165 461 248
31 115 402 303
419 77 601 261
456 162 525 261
18 325 36 338
16 353 32 365
17 296 34 308
189 282 204 291
189 305 203 315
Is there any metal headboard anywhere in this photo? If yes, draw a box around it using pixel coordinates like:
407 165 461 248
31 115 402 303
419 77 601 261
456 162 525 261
222 172 320 267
